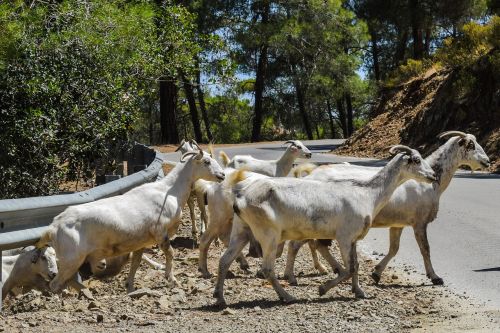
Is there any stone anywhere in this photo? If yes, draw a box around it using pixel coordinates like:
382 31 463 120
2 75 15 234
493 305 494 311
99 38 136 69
128 288 162 299
88 301 101 310
155 296 171 310
222 308 236 315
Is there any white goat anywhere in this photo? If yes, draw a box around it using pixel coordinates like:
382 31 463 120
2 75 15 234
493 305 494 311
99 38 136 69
219 140 312 176
176 139 212 243
198 168 268 278
213 146 437 306
2 247 58 299
198 140 314 276
285 131 490 285
36 148 225 295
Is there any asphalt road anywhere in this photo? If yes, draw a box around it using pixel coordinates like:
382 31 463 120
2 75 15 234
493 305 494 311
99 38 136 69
161 139 500 308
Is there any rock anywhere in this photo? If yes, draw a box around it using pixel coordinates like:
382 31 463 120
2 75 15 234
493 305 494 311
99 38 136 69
80 289 95 300
96 314 104 323
391 274 398 280
155 296 171 310
222 308 236 315
88 301 101 310
128 288 162 299
170 292 187 304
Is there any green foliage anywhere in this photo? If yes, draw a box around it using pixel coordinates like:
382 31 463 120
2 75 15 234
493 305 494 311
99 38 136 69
205 95 253 143
436 16 500 68
0 0 198 198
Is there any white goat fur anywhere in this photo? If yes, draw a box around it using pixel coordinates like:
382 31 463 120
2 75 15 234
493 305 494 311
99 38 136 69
220 140 312 176
36 150 225 295
285 133 490 285
198 168 268 277
177 139 213 242
213 147 437 306
2 247 58 299
198 140 313 277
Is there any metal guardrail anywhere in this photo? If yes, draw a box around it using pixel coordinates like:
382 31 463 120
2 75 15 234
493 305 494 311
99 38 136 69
0 143 166 309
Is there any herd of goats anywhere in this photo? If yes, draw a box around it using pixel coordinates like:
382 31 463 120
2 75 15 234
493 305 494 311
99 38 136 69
1 130 491 309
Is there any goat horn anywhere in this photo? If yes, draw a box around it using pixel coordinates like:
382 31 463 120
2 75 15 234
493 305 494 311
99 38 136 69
175 139 186 152
389 145 414 156
191 141 203 152
180 151 198 162
285 140 295 145
208 142 215 158
438 131 467 139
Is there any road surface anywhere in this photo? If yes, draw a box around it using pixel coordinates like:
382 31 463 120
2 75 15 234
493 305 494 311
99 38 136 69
161 139 500 308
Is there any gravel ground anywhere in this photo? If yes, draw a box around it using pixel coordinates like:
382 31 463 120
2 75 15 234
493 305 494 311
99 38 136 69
1 204 498 332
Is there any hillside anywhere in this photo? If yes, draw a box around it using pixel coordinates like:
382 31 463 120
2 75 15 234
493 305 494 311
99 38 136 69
337 49 500 172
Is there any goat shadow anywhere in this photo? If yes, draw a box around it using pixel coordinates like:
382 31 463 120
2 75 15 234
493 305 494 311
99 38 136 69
195 295 354 312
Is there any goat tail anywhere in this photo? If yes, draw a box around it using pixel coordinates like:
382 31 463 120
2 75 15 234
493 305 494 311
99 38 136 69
292 163 317 178
36 227 54 248
227 168 247 188
219 150 230 167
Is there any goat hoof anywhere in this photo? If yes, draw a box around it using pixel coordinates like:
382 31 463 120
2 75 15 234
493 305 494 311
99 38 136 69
239 263 250 271
214 299 227 309
354 290 367 299
371 272 381 284
318 285 327 296
281 295 297 304
255 270 265 279
200 271 212 279
431 277 444 285
284 275 298 286
333 267 340 274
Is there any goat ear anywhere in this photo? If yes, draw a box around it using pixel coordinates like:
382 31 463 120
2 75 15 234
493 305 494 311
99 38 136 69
31 249 42 263
196 150 204 160
175 139 185 152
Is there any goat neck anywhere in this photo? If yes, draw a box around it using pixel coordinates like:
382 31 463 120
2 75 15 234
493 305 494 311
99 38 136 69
275 147 297 176
425 138 461 195
362 155 408 216
157 159 198 209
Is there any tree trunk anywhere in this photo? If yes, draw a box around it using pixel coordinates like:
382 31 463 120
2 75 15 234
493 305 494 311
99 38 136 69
424 27 431 55
336 98 348 138
394 29 409 66
294 80 313 140
159 77 179 144
180 71 203 143
195 59 213 142
410 0 424 59
369 25 381 81
326 100 337 139
345 92 354 137
251 0 270 142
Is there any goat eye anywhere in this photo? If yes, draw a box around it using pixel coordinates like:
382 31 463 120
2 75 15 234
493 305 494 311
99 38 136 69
298 146 302 150
412 157 421 164
204 159 210 165
468 142 475 149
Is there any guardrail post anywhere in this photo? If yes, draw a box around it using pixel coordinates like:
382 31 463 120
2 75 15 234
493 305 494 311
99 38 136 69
1 250 3 311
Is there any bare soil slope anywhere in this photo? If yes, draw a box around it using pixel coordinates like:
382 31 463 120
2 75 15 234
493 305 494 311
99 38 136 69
337 51 499 172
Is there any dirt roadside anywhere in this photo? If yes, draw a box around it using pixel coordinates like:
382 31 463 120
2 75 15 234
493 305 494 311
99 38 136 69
1 205 498 332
